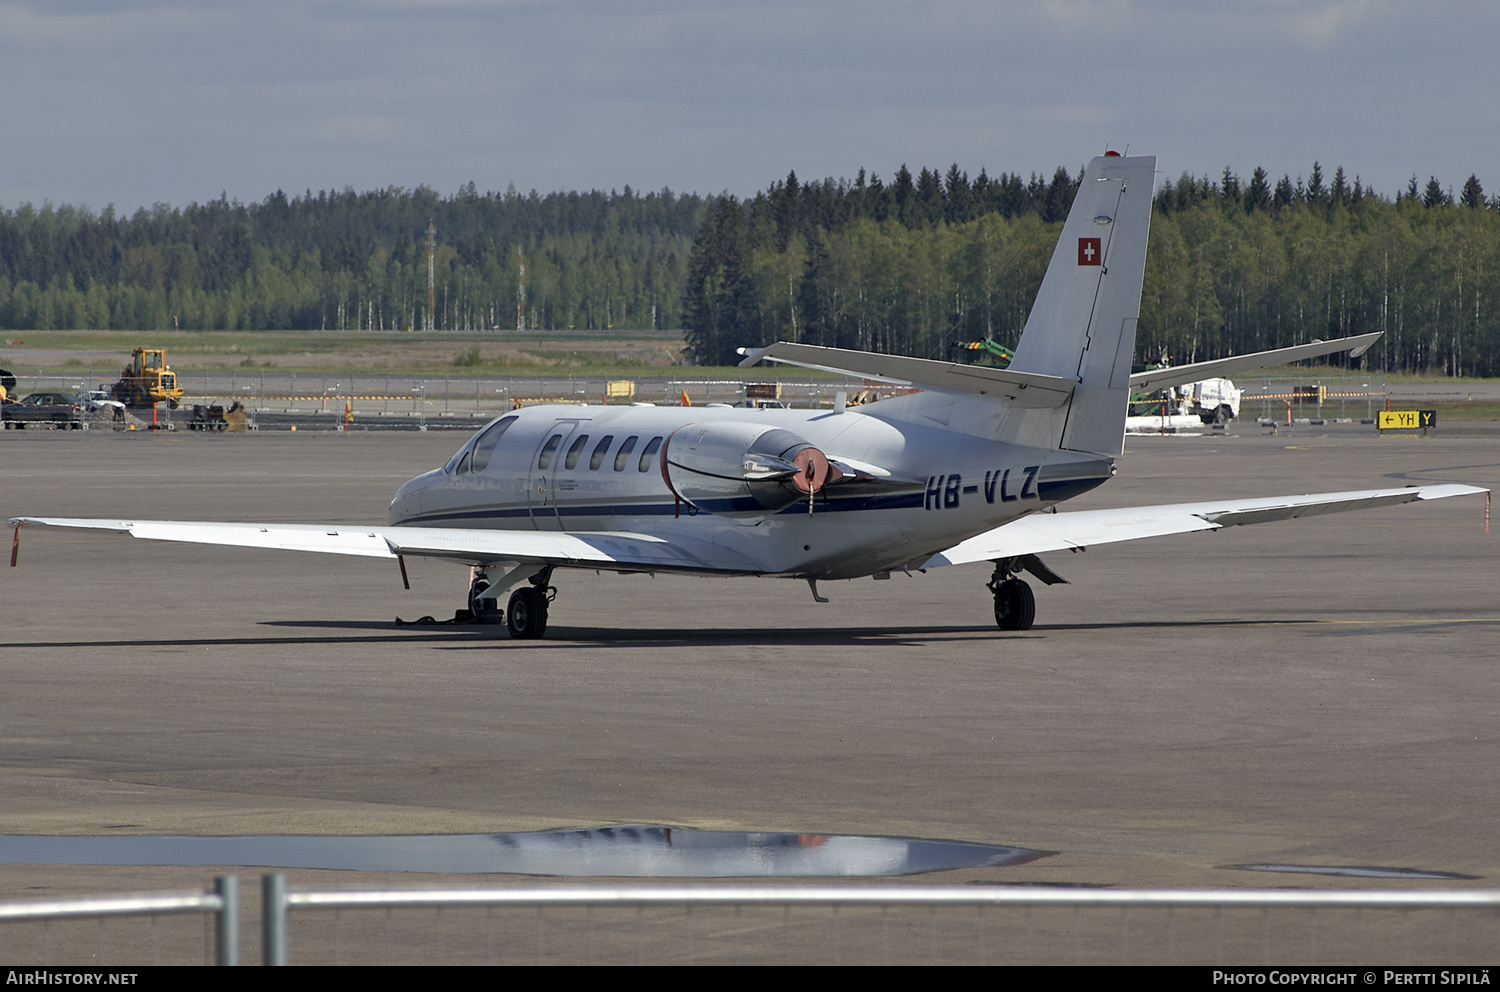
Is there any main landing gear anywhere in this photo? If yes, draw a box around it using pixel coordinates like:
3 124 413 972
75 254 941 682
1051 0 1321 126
989 570 1035 631
506 584 550 639
468 565 555 640
986 555 1069 632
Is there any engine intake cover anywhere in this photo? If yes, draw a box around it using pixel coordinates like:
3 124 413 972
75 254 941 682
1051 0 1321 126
661 423 840 515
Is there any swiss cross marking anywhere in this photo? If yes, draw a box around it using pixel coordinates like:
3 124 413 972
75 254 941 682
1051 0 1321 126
1078 237 1102 265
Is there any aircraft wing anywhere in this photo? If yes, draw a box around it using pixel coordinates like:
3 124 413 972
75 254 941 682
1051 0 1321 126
1129 333 1381 392
923 484 1487 567
8 518 762 573
738 342 1076 409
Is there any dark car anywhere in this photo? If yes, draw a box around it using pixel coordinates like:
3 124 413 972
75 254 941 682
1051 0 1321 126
1 391 85 429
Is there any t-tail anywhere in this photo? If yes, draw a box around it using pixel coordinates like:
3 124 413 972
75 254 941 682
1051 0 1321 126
1004 152 1155 457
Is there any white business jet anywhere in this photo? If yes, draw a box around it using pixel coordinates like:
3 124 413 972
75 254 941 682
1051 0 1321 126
10 153 1486 638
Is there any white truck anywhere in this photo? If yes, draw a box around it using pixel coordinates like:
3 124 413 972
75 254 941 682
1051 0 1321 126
1126 376 1242 432
1181 377 1241 424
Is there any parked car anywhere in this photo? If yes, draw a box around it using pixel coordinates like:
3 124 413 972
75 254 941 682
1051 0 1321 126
77 388 128 419
1 391 85 429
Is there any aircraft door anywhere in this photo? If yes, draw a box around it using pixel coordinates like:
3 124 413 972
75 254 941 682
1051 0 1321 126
528 420 585 530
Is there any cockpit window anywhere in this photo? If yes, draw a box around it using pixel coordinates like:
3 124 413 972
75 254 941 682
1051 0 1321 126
589 435 614 471
638 436 663 472
470 416 517 473
537 434 563 470
564 435 589 470
614 436 638 472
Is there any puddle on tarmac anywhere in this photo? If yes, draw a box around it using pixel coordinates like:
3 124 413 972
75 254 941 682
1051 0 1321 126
1228 864 1479 881
0 826 1051 877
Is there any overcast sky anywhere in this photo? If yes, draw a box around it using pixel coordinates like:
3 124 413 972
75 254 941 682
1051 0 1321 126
1 0 1493 213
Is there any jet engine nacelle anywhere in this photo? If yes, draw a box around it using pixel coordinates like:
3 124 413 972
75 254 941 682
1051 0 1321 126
661 423 843 516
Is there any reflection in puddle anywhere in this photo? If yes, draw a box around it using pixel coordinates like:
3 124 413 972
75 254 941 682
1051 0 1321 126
0 827 1051 877
1229 864 1478 881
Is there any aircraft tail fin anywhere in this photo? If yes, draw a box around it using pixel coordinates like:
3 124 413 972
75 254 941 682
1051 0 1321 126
1005 152 1156 457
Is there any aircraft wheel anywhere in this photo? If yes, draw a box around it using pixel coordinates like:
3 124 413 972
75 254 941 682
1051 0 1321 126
507 588 549 640
993 578 1035 631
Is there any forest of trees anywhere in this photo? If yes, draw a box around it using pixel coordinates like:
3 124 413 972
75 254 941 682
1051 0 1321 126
0 184 703 334
2 160 1498 376
683 162 1500 376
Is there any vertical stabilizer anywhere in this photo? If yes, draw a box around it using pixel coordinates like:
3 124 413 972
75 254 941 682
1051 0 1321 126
1006 153 1155 456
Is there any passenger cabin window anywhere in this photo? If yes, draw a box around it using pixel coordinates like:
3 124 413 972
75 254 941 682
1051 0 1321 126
564 435 590 470
469 416 517 473
638 436 663 472
614 436 638 471
589 435 614 471
537 434 563 470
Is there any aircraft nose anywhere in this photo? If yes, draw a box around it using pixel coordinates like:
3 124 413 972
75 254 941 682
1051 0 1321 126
390 469 442 525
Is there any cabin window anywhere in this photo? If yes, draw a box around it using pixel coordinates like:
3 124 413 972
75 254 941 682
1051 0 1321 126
470 416 517 473
564 435 590 470
589 435 615 471
537 434 563 470
614 436 638 472
638 436 663 472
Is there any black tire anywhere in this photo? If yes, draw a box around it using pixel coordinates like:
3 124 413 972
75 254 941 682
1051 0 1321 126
507 588 549 640
993 578 1036 631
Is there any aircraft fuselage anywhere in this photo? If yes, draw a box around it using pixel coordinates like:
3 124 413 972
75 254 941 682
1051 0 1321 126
389 403 1114 580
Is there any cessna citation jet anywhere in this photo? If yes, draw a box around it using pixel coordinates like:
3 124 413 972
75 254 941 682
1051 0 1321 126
9 153 1487 638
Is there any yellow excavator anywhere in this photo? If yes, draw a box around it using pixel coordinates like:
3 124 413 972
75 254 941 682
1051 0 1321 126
111 348 184 408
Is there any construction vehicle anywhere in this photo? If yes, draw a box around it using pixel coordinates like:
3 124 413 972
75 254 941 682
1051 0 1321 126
188 402 252 432
111 348 184 409
950 339 1015 367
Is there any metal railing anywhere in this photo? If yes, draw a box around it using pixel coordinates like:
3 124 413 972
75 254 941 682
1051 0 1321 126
4 368 889 421
261 878 1500 966
0 875 238 966
4 875 1498 965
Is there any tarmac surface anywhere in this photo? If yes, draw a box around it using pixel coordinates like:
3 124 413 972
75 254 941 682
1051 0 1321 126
1 423 1497 962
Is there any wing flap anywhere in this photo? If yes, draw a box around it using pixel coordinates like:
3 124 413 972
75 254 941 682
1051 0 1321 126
924 484 1487 567
384 528 760 572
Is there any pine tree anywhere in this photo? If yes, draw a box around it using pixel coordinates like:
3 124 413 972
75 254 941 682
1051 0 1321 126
892 165 915 226
1460 174 1485 209
1245 167 1271 212
915 167 944 226
1273 175 1296 211
943 164 973 225
1306 162 1327 206
1423 177 1451 208
1221 167 1241 205
1330 166 1349 206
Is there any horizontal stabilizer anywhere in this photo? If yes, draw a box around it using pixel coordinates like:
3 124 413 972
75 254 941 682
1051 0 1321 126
1130 333 1382 392
923 483 1487 567
738 342 1075 409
